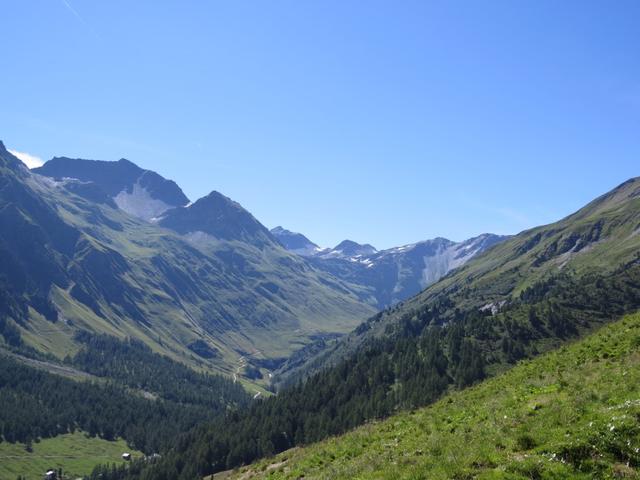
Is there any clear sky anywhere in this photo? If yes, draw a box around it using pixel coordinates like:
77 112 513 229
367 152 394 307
1 1 639 249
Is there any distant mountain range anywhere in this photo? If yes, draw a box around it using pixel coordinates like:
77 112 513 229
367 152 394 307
271 226 507 308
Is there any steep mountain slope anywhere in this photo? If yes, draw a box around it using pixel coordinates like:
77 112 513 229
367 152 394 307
102 177 640 480
33 156 190 220
0 142 376 380
272 227 507 309
223 311 640 480
159 192 275 247
278 177 640 384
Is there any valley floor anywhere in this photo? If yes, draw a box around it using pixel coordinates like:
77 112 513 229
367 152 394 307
0 432 139 479
217 312 640 480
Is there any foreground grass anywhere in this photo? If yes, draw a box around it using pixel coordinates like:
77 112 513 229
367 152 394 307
0 431 139 479
221 312 640 479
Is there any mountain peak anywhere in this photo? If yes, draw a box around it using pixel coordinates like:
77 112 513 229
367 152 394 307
160 192 275 247
117 158 137 166
200 190 230 202
270 226 320 256
0 141 30 175
34 156 189 220
333 240 377 257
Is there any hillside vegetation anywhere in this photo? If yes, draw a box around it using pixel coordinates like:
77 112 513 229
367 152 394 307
0 348 249 454
221 311 640 480
90 178 640 480
276 177 640 386
0 431 139 480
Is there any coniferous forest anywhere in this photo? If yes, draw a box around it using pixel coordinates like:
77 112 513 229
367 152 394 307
87 255 640 480
0 337 250 454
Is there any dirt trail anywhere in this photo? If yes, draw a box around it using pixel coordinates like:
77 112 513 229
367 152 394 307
3 351 96 381
232 356 247 383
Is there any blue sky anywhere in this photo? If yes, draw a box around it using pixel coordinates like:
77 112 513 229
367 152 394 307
1 1 639 249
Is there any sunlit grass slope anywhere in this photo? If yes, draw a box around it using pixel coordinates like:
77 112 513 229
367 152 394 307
224 311 640 480
0 431 141 479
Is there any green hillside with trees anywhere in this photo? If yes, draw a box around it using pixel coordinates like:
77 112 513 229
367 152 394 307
87 178 640 479
222 311 640 479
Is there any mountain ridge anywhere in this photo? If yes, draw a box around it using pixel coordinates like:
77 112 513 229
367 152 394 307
33 156 190 220
159 191 276 247
272 225 507 309
275 175 640 386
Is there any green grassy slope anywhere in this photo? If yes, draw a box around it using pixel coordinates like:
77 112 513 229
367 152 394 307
0 431 140 480
224 311 640 480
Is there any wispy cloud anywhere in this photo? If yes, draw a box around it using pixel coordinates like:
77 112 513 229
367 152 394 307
8 149 44 169
60 0 99 39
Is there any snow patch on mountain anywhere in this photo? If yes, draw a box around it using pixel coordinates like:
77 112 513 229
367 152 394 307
114 182 173 221
289 245 326 257
419 244 455 287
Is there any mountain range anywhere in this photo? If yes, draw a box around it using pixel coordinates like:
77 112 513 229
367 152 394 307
0 142 377 381
1 141 505 384
271 226 507 309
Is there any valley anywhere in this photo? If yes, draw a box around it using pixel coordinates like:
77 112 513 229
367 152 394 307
2 140 639 479
83 176 640 480
3 4 638 479
0 143 376 385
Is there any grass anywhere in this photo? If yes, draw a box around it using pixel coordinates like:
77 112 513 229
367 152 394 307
221 311 640 479
0 431 141 480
